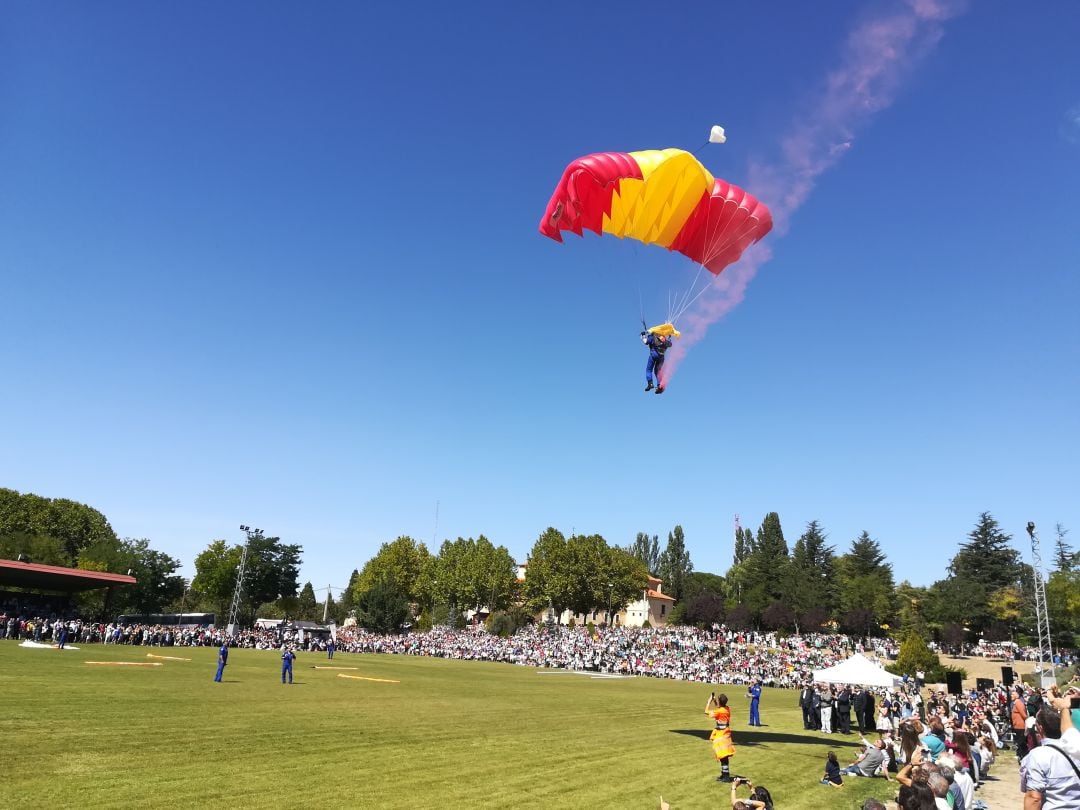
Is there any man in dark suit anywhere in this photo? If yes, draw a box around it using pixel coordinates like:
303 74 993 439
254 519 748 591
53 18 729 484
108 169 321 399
799 683 815 729
853 686 867 733
862 689 876 735
837 686 852 734
810 686 823 730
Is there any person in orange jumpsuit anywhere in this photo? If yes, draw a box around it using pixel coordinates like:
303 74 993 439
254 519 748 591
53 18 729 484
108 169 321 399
707 692 737 782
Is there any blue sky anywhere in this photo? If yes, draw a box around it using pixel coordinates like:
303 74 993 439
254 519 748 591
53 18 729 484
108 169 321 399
2 1 1077 594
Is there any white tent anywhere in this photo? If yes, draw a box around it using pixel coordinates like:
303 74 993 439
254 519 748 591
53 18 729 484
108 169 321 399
812 653 901 688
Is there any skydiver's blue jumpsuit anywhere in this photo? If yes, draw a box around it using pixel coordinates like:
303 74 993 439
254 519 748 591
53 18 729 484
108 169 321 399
748 682 762 726
214 643 228 682
643 332 671 386
281 648 295 683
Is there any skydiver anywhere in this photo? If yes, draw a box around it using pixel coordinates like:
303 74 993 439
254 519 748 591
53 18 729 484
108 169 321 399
642 330 671 394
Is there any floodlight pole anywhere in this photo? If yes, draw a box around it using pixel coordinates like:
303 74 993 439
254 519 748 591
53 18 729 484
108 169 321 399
227 526 262 635
1026 522 1056 686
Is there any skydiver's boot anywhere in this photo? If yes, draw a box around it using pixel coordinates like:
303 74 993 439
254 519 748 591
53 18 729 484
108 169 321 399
645 382 654 392
655 385 665 394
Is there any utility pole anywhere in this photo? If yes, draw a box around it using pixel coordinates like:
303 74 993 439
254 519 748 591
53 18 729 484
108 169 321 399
1026 522 1056 687
228 525 262 635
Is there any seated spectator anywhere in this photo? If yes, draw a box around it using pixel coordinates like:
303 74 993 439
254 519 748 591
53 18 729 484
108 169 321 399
841 738 891 780
820 751 843 787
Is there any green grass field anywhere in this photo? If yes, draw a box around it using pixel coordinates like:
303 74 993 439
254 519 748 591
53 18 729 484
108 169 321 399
1 642 893 809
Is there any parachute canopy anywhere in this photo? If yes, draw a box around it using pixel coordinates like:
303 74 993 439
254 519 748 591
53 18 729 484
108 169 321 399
647 323 681 338
709 125 727 144
539 148 772 277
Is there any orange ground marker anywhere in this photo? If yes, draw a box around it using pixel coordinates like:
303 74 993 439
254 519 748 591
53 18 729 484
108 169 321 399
337 673 399 684
85 661 163 667
147 654 192 661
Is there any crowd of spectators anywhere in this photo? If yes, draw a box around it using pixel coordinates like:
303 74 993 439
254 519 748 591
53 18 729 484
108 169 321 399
0 614 332 652
326 625 903 686
3 614 1071 689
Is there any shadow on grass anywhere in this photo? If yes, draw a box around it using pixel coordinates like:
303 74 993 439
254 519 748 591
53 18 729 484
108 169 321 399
670 729 865 748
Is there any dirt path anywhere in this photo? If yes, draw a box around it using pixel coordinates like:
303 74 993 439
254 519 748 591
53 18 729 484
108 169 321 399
937 655 1035 688
972 753 1022 808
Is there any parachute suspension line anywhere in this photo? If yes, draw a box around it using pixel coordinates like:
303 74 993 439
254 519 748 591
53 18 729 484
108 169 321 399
670 164 721 325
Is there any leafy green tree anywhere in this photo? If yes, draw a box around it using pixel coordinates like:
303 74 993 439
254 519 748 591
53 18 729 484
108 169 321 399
0 488 119 564
242 534 302 617
682 571 725 602
1046 569 1080 638
524 527 572 621
987 585 1023 639
468 536 518 613
0 532 69 566
297 582 319 620
355 536 431 604
602 544 649 622
192 540 244 619
191 535 301 624
627 532 660 574
892 629 939 678
356 578 410 633
658 525 692 602
895 581 931 640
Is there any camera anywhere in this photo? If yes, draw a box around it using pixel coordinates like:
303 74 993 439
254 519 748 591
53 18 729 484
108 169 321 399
1071 697 1080 710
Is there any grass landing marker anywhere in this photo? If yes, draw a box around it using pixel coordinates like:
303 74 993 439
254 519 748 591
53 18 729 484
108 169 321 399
312 666 359 670
337 673 399 684
85 661 163 667
147 654 192 661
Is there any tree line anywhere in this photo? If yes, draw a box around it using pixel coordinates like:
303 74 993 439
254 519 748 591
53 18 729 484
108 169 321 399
2 486 1076 648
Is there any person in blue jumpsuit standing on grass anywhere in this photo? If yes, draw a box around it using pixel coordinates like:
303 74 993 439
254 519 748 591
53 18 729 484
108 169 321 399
214 641 228 682
327 638 335 660
747 678 763 726
641 330 672 394
281 645 296 684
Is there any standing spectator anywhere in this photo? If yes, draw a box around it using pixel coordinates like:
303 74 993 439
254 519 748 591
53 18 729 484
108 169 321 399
1020 705 1080 809
837 686 853 734
800 683 815 729
327 637 335 660
1012 687 1030 760
863 688 876 734
214 641 228 682
820 686 835 734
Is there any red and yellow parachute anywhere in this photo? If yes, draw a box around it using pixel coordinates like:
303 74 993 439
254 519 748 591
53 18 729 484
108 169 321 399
539 148 772 277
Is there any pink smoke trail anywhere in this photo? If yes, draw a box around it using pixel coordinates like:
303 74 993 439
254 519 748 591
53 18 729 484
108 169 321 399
664 0 965 378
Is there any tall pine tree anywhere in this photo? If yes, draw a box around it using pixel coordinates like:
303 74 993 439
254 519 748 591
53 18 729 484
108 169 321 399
627 532 661 574
742 512 789 617
784 520 837 630
836 531 895 636
658 525 692 601
948 512 1021 592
